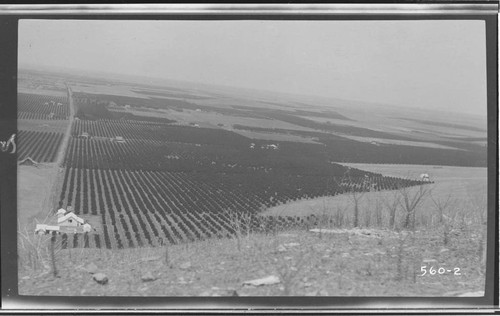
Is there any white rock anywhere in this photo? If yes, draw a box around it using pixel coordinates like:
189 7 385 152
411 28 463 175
141 272 157 282
93 273 108 285
284 243 300 247
243 275 280 286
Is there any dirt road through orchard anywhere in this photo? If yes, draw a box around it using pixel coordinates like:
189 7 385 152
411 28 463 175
54 83 75 166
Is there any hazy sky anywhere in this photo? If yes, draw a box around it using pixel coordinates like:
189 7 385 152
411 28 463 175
19 19 486 115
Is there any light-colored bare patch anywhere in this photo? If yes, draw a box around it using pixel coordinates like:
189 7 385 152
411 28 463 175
231 130 320 144
18 165 60 228
70 83 148 99
339 135 466 151
263 165 487 224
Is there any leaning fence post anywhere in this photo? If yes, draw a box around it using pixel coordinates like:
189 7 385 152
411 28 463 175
50 231 58 277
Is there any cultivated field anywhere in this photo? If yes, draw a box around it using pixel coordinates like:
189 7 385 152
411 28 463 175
17 68 489 298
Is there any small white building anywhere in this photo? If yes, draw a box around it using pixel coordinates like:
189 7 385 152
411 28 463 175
111 136 126 144
268 144 278 150
420 173 431 182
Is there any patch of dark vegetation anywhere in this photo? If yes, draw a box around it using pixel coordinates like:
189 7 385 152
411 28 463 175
319 137 486 167
108 111 176 124
232 124 337 139
291 109 353 121
248 110 416 141
233 124 486 167
234 105 353 121
74 92 270 119
131 89 212 100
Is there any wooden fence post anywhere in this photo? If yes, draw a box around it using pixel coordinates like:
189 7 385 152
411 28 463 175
50 231 58 277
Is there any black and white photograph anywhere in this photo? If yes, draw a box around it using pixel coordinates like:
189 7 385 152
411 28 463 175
13 11 493 303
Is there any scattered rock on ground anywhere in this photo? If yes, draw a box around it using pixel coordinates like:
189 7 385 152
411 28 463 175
284 242 300 247
92 273 108 285
141 272 157 282
243 275 280 287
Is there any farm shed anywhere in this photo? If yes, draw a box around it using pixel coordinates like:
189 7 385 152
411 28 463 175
57 212 84 227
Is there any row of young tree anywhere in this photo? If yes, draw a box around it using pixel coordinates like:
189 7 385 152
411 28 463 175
56 165 428 249
18 92 69 119
18 130 64 163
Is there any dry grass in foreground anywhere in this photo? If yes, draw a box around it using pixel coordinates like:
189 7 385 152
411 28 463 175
19 221 485 297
